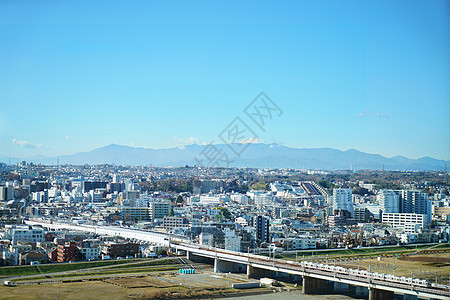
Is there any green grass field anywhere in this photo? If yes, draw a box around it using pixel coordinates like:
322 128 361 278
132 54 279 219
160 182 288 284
13 265 182 281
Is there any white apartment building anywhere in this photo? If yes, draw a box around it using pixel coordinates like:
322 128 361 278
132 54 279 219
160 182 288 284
149 201 171 220
3 225 45 245
332 188 354 217
32 190 48 203
282 236 317 250
199 194 230 205
382 213 425 234
378 189 400 213
247 190 274 205
81 247 100 261
89 190 103 203
230 194 251 205
235 216 249 227
224 229 242 252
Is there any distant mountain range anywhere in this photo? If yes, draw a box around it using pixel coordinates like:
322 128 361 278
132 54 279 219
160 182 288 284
2 143 448 171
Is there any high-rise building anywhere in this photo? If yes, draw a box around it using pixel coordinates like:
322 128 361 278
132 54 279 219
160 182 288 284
354 207 372 223
332 188 354 217
251 215 270 245
396 190 431 223
378 189 400 213
0 185 14 202
112 174 122 183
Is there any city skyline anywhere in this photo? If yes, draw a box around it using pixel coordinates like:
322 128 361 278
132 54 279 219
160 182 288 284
1 1 449 160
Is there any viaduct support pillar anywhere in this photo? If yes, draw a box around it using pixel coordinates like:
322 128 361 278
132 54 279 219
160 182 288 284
302 276 328 294
214 258 240 273
246 265 270 278
246 264 253 278
368 288 394 300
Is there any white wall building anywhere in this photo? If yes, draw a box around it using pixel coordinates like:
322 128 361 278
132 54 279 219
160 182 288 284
199 194 230 205
81 247 100 261
3 225 45 245
378 189 400 213
230 194 251 205
382 213 425 234
199 232 214 247
224 228 242 252
332 188 354 217
247 190 274 205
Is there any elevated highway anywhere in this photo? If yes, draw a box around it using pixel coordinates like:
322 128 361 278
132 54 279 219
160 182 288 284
25 219 450 299
171 242 450 300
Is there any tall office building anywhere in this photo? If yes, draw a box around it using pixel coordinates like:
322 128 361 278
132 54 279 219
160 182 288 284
378 190 400 213
332 188 354 217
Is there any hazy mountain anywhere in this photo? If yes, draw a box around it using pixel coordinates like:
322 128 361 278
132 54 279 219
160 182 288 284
2 143 448 171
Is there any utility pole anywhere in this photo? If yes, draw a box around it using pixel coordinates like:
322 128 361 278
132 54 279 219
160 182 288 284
272 249 275 267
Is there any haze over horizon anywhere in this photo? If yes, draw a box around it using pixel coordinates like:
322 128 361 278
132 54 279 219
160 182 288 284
1 1 449 160
2 142 448 171
4 142 449 161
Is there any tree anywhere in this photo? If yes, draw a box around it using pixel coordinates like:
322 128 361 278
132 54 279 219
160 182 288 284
176 195 184 203
318 180 332 189
219 207 232 220
157 249 167 256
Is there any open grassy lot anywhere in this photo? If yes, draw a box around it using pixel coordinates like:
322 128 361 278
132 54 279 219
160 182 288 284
0 281 129 300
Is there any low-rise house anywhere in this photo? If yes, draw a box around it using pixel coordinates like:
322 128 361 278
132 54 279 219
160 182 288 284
20 251 49 265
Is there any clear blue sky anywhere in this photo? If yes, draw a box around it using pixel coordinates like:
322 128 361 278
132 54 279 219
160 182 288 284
0 0 449 160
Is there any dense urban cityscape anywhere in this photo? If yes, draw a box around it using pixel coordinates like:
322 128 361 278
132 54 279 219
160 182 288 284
0 162 448 258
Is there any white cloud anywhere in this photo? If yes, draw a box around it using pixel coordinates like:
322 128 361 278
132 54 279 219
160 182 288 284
375 112 390 118
12 138 49 149
65 136 69 140
356 110 390 119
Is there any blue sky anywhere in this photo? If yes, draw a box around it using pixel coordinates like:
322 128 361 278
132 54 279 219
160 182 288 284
0 0 449 160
